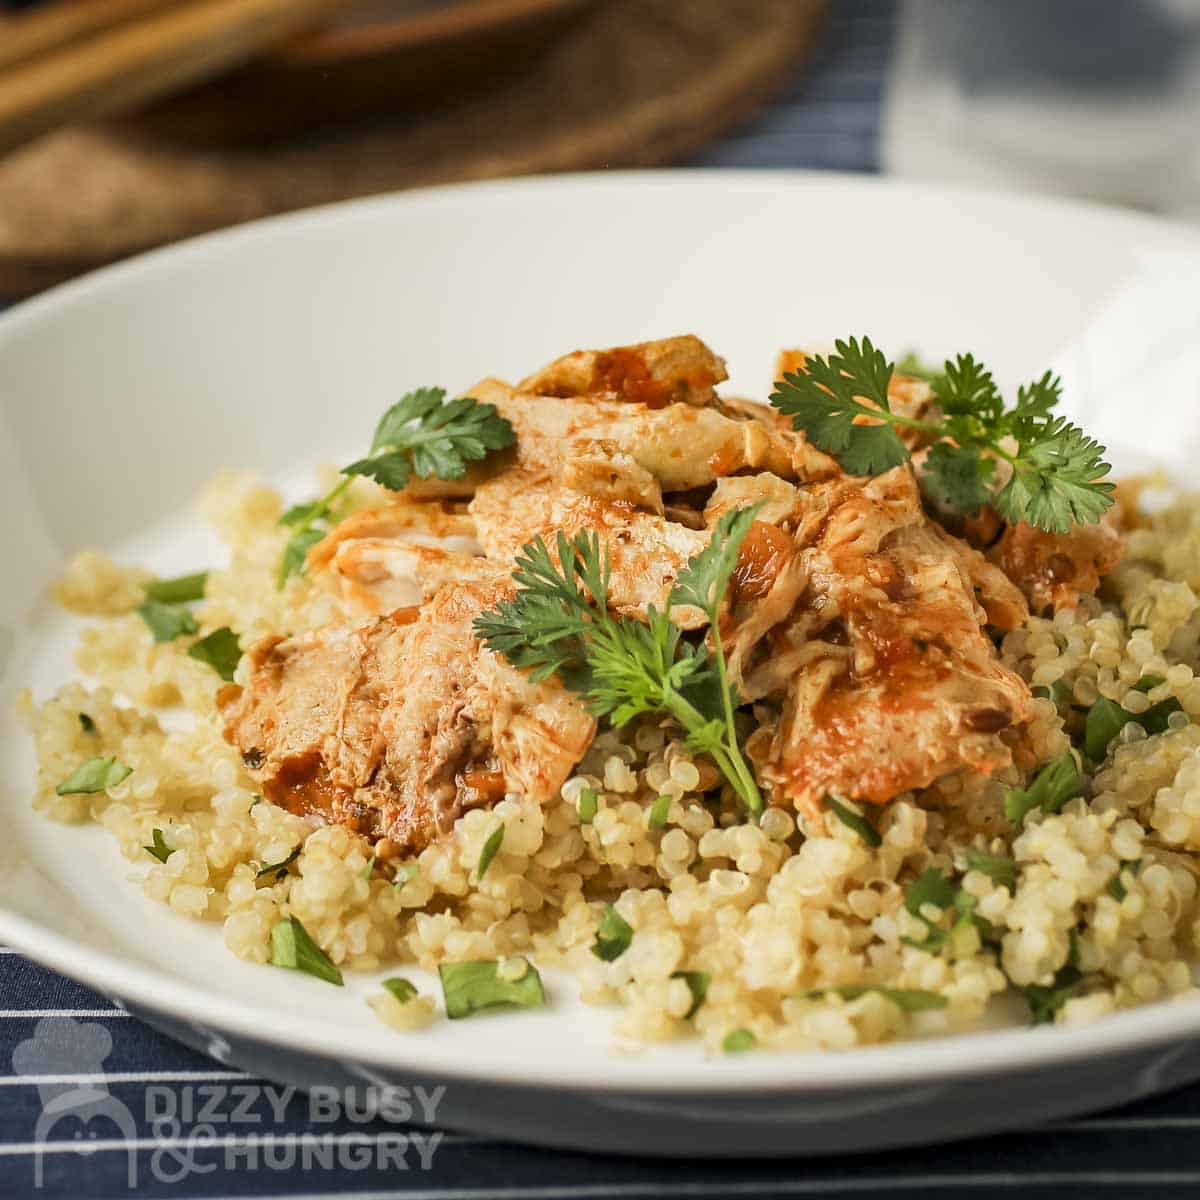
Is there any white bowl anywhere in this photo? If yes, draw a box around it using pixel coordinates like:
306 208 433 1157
3 171 1200 1157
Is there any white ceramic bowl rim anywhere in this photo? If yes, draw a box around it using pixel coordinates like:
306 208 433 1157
3 171 1200 1094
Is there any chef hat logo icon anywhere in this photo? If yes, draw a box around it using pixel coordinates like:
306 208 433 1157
12 1017 138 1189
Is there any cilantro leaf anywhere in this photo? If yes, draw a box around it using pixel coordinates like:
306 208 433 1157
188 627 242 682
964 850 1017 891
825 796 882 848
256 845 301 881
382 977 418 1004
144 572 208 604
921 441 996 516
56 756 133 795
768 338 1114 533
1084 694 1186 762
477 824 504 881
722 1028 756 1053
672 971 710 1019
347 388 515 487
1005 751 1083 826
270 917 343 986
475 517 763 814
439 958 545 1019
137 599 199 644
592 903 634 962
143 828 173 863
1022 964 1083 1025
770 337 910 476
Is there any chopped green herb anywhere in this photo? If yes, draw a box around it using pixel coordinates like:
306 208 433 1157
187 626 242 682
144 572 208 604
362 855 376 881
279 526 328 588
1084 694 1186 762
477 825 504 880
769 338 1114 533
1022 965 1083 1025
802 986 948 1013
722 1028 756 1053
439 958 546 1019
381 977 418 1004
78 712 96 734
894 350 945 386
825 796 882 848
249 794 263 811
270 917 344 986
143 828 173 863
256 845 301 881
1032 680 1074 710
647 794 671 830
1005 751 1083 826
1134 674 1167 693
1107 859 1142 902
592 903 634 962
578 787 598 824
964 850 1017 891
393 863 420 889
137 599 199 643
672 971 710 1019
56 756 133 796
475 509 765 815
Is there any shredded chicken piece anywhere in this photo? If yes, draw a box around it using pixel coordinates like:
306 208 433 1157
758 468 1033 815
989 518 1124 614
220 572 595 853
519 334 727 407
469 472 709 627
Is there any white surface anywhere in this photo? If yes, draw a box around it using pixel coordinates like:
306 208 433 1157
2 171 1200 1108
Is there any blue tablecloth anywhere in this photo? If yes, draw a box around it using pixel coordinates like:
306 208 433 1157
7 2 1200 1197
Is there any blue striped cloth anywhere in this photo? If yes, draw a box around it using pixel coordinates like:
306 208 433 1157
8 2 1200 1197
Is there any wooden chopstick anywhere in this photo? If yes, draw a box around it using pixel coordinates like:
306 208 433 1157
0 0 362 158
0 0 181 74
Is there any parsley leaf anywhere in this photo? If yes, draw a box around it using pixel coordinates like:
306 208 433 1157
647 794 671 829
1108 859 1141 902
1005 751 1083 826
578 787 598 824
188 627 242 682
144 572 208 604
137 599 199 643
769 338 1114 534
825 796 882 848
592 903 634 962
474 513 764 815
270 917 343 986
143 828 173 863
439 959 545 1019
78 712 96 734
56 756 133 795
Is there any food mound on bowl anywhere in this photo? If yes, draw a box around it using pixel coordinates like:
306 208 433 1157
23 334 1200 1051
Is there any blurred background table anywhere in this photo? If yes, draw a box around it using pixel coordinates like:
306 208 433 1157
4 2 1200 1198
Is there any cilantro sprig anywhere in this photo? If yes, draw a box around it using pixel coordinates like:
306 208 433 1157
769 337 1114 534
278 387 514 586
474 507 764 815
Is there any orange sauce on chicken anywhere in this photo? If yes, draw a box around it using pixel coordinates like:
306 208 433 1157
731 521 792 602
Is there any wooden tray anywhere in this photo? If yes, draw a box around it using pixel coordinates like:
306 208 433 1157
0 0 826 297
